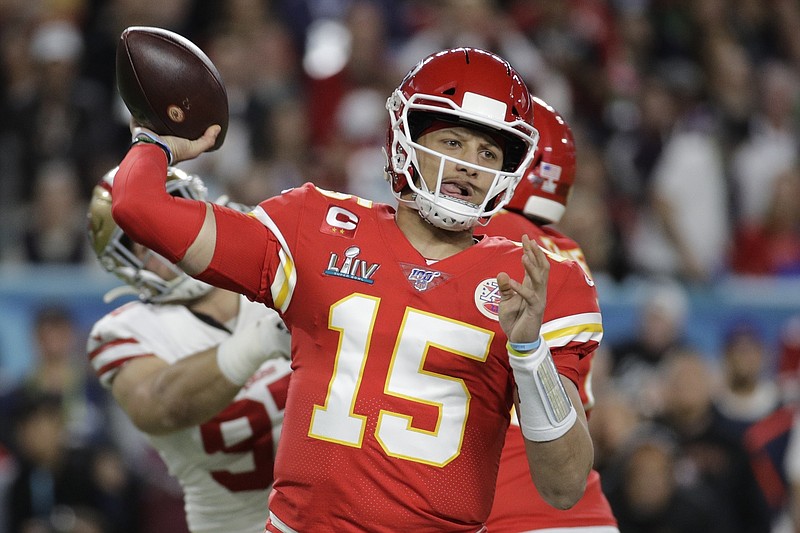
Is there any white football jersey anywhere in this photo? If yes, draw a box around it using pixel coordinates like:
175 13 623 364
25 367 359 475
87 296 292 533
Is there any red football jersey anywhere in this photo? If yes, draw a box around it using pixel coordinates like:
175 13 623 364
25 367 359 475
481 209 618 531
202 184 602 532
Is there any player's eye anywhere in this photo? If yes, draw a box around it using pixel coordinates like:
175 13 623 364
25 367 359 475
441 139 461 149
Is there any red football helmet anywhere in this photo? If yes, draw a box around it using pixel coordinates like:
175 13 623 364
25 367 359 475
385 47 539 230
504 96 576 224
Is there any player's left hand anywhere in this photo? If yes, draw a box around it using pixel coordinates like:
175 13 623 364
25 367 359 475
496 234 549 345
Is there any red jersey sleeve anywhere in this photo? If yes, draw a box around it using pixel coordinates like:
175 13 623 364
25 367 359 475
539 254 603 386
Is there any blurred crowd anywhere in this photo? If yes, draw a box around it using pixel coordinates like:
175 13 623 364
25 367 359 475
3 0 800 281
1 0 800 532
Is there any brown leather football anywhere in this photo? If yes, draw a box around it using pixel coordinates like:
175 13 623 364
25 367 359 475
116 26 228 150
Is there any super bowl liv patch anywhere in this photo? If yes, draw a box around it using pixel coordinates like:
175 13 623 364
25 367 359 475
324 246 379 284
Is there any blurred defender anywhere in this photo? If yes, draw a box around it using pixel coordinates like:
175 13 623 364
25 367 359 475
86 167 292 533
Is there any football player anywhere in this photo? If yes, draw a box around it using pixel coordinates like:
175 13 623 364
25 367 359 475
86 167 292 533
109 48 602 532
481 97 619 532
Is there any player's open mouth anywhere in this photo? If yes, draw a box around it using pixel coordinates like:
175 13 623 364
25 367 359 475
441 181 473 200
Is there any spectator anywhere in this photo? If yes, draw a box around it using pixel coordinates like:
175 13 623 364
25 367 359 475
240 94 315 203
603 75 680 281
588 388 642 488
555 130 620 279
603 426 719 533
2 19 119 202
714 320 782 439
709 319 794 527
702 32 755 157
625 65 731 283
180 4 303 197
0 23 38 224
654 348 772 533
730 165 800 276
777 315 800 404
607 279 690 417
0 305 111 451
3 393 141 533
741 403 794 529
510 0 617 131
303 0 395 150
729 61 799 229
1 161 92 265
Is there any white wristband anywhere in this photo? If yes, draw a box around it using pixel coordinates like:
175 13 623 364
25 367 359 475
216 315 291 386
507 337 577 442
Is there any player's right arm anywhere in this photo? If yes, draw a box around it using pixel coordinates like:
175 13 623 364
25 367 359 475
90 311 290 435
111 126 272 299
111 348 236 435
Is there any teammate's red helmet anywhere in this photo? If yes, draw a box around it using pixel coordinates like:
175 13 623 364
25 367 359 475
504 96 575 224
385 47 539 230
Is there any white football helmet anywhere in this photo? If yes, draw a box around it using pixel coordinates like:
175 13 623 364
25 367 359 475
385 47 539 231
88 166 214 304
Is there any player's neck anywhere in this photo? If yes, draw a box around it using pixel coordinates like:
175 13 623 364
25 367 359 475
396 207 476 260
187 289 240 324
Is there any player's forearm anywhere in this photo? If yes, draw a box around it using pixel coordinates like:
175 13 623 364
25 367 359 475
112 144 208 265
141 350 240 434
521 378 593 509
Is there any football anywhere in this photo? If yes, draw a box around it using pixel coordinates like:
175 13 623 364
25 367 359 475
116 26 228 150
